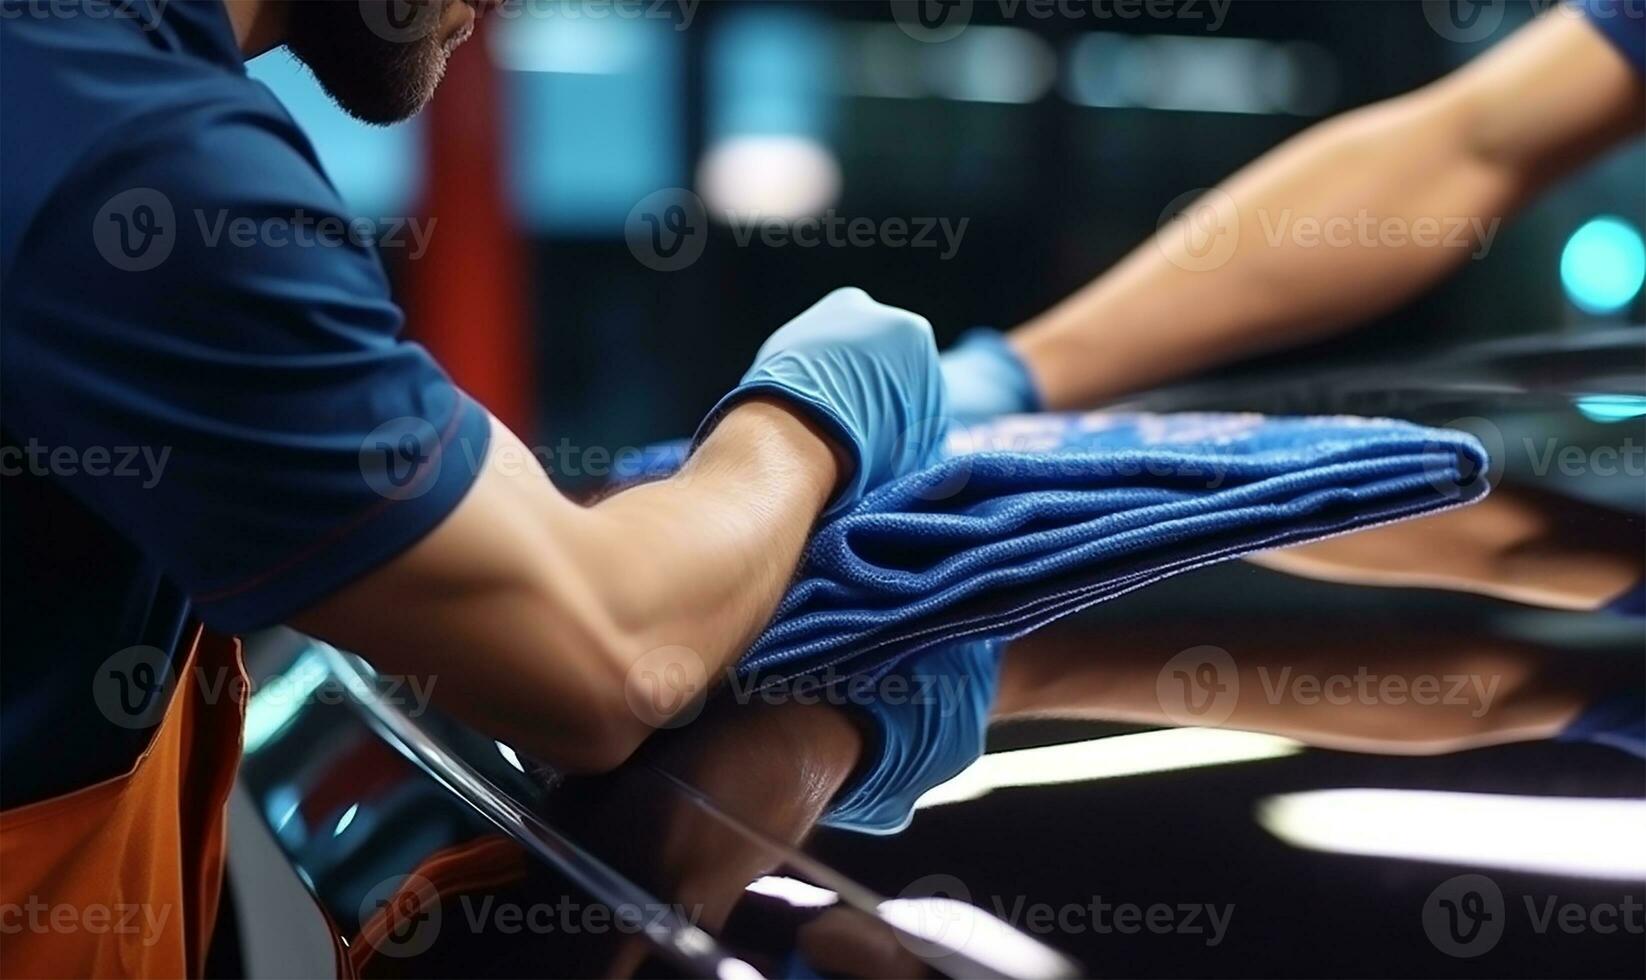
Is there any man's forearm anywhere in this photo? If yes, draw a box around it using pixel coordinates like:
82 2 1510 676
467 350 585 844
296 288 945 776
1014 91 1515 408
292 400 842 773
577 398 841 677
1012 11 1644 410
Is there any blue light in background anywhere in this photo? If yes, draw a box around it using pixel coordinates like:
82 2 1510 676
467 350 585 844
332 802 360 837
708 6 833 140
246 51 423 217
493 11 683 235
1575 395 1646 423
697 8 841 220
1559 217 1646 316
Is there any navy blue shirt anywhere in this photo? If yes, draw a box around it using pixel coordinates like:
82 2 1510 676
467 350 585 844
1 0 490 805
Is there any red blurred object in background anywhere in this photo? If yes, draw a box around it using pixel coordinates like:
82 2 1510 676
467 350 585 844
404 25 535 440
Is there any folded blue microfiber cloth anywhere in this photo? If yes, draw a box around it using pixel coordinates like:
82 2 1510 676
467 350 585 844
620 412 1489 684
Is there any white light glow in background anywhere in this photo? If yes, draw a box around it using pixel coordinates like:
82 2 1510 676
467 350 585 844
1260 789 1646 880
495 741 526 772
745 875 841 908
916 728 1303 810
333 802 360 837
697 135 843 222
878 896 1077 978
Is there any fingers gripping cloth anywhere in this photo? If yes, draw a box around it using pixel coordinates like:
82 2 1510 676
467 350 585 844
624 412 1490 683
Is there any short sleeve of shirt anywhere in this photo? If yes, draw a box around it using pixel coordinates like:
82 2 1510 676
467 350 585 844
1 98 492 632
1578 0 1646 73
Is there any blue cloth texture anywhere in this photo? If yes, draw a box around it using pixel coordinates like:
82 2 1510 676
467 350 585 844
627 412 1489 684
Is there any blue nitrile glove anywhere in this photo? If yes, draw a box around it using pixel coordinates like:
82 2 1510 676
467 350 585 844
1557 689 1645 759
939 328 1041 425
821 640 1004 835
1603 580 1645 618
696 288 947 515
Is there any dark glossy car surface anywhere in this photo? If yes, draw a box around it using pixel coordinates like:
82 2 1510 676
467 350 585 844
233 331 1646 979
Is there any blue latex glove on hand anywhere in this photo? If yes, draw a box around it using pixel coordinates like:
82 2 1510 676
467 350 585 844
820 640 1004 835
1557 689 1645 759
698 288 947 514
940 328 1041 425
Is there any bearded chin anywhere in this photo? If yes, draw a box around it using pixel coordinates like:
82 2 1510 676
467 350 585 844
285 1 450 126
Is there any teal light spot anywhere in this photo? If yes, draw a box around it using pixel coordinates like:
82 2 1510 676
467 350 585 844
333 803 359 837
1560 217 1646 316
1575 395 1646 423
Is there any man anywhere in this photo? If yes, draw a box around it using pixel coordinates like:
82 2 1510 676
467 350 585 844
946 2 1643 422
943 0 1645 610
0 1 947 973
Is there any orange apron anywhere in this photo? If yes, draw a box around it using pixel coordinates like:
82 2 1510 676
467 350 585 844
0 627 246 978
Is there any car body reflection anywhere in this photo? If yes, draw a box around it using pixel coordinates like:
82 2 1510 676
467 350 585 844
237 331 1644 977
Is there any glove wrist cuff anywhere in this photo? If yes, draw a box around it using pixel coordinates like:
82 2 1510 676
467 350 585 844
692 383 867 515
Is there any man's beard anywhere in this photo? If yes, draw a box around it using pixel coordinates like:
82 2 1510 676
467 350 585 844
285 1 456 126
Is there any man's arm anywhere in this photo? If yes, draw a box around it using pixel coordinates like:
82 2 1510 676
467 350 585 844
293 400 839 774
284 285 944 777
1008 11 1645 410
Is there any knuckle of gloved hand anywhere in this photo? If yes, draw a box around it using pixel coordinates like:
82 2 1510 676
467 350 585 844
823 285 872 309
882 309 936 352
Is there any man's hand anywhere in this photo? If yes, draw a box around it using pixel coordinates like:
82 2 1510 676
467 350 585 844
821 639 1004 835
1006 10 1645 410
699 287 948 512
940 328 1043 424
291 289 948 776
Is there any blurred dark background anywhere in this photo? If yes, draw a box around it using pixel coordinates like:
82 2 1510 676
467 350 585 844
249 0 1645 482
